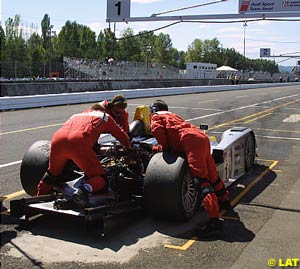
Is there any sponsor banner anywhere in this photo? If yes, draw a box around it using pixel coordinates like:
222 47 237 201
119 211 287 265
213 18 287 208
239 0 300 13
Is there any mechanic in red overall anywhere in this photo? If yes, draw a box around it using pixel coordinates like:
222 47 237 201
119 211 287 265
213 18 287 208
98 95 129 132
37 104 131 208
149 100 231 237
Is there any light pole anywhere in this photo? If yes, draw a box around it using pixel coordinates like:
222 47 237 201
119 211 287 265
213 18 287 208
243 21 247 80
47 25 56 77
146 45 152 71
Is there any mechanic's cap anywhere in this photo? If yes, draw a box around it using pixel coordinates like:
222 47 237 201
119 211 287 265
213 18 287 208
150 99 168 113
110 95 127 109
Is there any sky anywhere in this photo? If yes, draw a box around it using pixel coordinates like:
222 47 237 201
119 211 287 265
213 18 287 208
1 0 300 67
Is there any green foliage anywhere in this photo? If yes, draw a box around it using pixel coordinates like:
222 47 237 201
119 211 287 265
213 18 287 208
1 14 279 78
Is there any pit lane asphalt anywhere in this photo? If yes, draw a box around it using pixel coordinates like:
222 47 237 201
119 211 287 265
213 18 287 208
1 84 300 269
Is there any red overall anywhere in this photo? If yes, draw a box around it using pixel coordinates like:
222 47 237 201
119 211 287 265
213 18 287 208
38 110 130 195
151 111 227 218
100 100 129 132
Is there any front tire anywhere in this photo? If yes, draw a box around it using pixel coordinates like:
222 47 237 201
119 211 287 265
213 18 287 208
144 151 198 221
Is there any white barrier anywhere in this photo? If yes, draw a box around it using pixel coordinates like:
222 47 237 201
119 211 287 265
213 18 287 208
0 82 297 110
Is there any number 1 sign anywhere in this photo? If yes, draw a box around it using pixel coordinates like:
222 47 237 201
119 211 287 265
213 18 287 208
107 0 131 22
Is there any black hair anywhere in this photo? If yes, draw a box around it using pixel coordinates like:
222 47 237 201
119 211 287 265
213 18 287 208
107 95 127 109
150 99 168 113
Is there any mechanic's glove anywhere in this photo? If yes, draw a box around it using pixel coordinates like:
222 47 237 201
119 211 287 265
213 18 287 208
193 177 210 192
201 185 215 198
152 145 163 153
37 180 53 196
37 171 60 196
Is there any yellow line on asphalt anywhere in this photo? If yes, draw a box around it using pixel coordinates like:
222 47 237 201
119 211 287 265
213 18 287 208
165 236 198 250
231 160 278 207
165 159 278 251
0 123 63 135
244 113 272 123
220 216 240 221
209 98 300 131
2 190 26 201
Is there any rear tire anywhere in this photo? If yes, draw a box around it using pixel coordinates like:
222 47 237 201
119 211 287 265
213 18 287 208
20 140 50 196
245 133 256 171
144 151 198 221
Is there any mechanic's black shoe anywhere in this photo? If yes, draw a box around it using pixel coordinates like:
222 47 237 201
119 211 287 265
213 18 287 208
72 187 93 209
219 200 232 211
196 218 223 239
53 199 76 210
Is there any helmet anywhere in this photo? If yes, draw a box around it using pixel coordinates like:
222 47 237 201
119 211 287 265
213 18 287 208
108 95 127 109
150 99 168 113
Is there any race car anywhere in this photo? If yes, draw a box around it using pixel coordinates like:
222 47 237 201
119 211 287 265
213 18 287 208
10 105 256 234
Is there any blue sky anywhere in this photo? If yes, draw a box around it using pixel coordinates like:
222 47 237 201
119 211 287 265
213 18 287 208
1 0 299 67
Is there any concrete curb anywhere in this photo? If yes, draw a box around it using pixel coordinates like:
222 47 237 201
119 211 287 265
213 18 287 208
1 82 297 110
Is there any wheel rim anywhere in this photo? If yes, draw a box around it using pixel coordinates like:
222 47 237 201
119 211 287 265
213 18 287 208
182 172 198 213
245 135 255 170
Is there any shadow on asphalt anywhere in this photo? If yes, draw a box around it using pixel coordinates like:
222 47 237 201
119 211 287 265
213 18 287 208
1 164 276 249
234 164 278 205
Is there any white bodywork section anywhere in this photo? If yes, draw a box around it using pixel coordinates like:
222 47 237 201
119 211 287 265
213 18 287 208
210 127 255 186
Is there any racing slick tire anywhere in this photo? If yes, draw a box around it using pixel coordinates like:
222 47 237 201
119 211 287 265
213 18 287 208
144 151 199 221
245 133 256 171
20 140 79 196
20 140 50 196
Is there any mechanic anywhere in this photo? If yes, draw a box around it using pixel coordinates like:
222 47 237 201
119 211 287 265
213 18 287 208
37 104 132 208
149 99 231 237
97 94 129 132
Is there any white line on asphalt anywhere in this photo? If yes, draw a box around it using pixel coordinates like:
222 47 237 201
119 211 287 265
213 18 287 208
255 135 300 141
186 93 300 121
2 94 299 169
169 106 223 111
0 160 22 168
194 131 300 141
235 95 248 98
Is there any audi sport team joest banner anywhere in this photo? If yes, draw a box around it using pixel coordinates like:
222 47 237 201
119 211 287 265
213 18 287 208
239 0 300 13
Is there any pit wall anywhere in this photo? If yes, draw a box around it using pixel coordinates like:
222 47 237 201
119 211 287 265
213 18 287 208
1 79 250 97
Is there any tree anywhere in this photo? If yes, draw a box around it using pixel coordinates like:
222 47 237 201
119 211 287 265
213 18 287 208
4 15 27 78
185 39 204 63
41 14 51 50
27 33 46 77
96 28 117 60
136 30 156 63
118 28 141 62
78 25 96 59
0 24 6 61
152 33 173 64
56 21 81 58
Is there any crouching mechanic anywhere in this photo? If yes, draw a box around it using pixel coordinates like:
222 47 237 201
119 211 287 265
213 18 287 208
97 94 129 132
37 104 131 208
149 99 231 237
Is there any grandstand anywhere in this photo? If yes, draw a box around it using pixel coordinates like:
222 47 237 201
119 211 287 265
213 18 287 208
63 57 182 80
